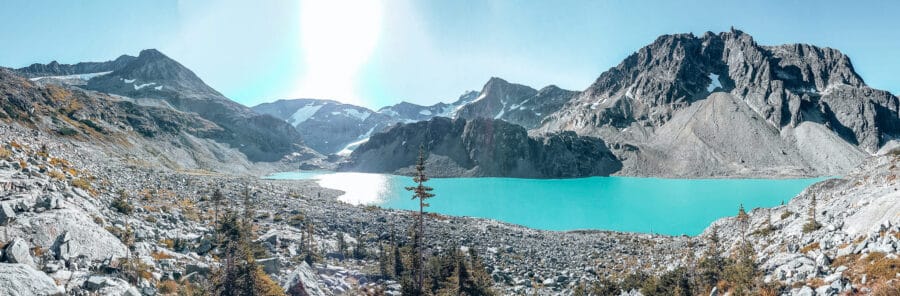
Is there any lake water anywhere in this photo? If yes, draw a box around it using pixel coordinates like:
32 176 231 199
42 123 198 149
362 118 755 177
266 171 827 236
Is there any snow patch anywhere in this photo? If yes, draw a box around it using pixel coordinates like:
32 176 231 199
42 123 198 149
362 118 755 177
134 82 156 90
123 78 136 84
288 104 324 126
335 126 377 156
419 109 432 116
343 109 371 121
153 85 163 91
707 73 722 92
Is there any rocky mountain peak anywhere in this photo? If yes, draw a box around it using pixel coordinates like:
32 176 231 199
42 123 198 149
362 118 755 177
138 48 165 59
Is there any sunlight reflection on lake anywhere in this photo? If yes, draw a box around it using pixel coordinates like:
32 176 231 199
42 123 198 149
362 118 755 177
315 172 395 205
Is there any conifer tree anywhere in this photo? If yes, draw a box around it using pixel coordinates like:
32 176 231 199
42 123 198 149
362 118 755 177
353 232 366 259
393 243 404 279
697 226 724 293
404 145 435 292
803 194 820 233
337 232 347 261
736 204 749 233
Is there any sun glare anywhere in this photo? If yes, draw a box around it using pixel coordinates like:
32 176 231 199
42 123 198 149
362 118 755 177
297 0 383 105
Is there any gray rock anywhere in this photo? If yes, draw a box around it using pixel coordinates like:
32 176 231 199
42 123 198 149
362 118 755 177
85 275 108 291
796 285 815 296
0 203 15 225
0 263 64 295
257 257 280 275
186 263 210 275
5 208 128 262
282 262 328 296
5 238 36 268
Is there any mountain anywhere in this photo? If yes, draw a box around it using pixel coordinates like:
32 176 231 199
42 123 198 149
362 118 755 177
254 77 578 156
456 78 578 129
537 29 899 177
339 117 621 178
377 90 480 122
0 68 303 172
16 55 136 78
252 99 393 153
18 49 307 162
253 91 481 155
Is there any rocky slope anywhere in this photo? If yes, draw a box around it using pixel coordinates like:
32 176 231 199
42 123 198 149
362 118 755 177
700 151 900 295
0 68 324 173
341 117 621 178
538 29 900 177
18 49 308 162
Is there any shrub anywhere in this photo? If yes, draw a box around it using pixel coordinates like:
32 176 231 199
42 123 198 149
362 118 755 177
111 196 134 215
158 280 179 294
864 252 900 282
47 170 66 180
79 119 104 132
780 211 793 220
799 242 820 253
151 251 174 260
0 147 11 159
160 239 175 249
802 221 821 233
71 178 91 191
57 127 78 136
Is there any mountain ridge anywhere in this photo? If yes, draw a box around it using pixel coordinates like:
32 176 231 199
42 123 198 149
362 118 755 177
16 49 311 162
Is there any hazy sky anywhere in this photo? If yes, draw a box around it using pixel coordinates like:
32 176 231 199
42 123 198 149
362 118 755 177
1 0 898 109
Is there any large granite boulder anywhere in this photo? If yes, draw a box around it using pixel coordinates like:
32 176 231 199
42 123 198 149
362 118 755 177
0 263 64 295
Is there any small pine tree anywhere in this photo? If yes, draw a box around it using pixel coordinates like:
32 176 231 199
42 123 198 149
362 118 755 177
353 232 366 259
723 239 759 296
697 226 724 294
393 243 404 279
737 203 749 230
802 194 820 233
404 145 435 292
212 207 285 296
337 232 347 261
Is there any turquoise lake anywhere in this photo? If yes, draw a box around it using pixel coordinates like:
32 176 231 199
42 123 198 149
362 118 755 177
266 171 828 236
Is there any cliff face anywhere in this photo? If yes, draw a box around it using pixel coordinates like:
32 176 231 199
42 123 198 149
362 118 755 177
537 29 899 177
340 117 621 178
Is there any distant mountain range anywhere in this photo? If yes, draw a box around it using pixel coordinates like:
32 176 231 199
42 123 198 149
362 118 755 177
7 28 898 178
251 78 578 156
296 29 899 178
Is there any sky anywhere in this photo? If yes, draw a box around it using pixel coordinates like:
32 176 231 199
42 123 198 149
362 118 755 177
0 0 898 109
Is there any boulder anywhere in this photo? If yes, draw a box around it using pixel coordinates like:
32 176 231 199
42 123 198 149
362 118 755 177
0 202 15 225
5 237 36 268
282 262 328 296
5 208 127 262
258 257 281 275
185 263 211 275
0 263 64 295
85 275 108 290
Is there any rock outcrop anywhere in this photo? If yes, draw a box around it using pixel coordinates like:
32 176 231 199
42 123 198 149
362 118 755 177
341 117 621 178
